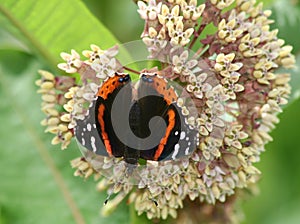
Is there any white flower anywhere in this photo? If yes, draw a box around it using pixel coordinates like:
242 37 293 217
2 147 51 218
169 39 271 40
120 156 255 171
172 50 198 76
91 56 116 79
137 0 162 20
181 0 205 21
187 73 212 99
169 21 194 46
158 4 182 28
57 50 82 73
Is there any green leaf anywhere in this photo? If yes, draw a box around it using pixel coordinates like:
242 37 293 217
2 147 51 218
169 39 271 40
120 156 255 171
0 0 121 71
0 51 130 224
0 29 29 52
82 0 144 43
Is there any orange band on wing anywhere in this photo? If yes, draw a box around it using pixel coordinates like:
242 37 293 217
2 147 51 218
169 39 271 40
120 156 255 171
98 104 113 156
153 109 176 160
97 76 121 100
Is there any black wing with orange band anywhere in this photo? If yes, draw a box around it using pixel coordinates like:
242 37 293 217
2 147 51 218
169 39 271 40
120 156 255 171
74 73 132 157
137 74 198 162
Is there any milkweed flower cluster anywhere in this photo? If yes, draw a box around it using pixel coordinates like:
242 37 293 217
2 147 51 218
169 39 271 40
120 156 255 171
36 0 295 222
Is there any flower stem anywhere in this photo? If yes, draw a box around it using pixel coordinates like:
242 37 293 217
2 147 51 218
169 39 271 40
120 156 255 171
189 23 207 50
123 66 140 74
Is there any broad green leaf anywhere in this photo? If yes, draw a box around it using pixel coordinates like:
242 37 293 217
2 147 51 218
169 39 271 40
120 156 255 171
0 0 121 71
0 51 130 224
0 29 29 52
83 0 144 43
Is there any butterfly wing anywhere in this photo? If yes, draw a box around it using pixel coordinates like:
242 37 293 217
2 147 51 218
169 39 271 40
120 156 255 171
74 73 132 157
137 74 198 161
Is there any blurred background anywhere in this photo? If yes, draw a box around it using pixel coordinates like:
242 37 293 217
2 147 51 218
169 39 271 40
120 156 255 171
0 0 300 223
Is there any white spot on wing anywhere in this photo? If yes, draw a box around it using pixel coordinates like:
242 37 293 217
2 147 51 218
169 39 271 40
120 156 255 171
172 143 180 160
87 123 92 131
93 124 96 128
82 138 85 146
180 131 186 140
175 131 179 136
91 136 97 152
185 147 189 155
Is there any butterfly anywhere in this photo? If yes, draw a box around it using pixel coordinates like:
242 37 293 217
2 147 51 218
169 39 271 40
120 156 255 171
74 72 198 166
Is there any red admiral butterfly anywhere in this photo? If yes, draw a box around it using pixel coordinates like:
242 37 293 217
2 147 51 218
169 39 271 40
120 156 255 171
74 72 198 169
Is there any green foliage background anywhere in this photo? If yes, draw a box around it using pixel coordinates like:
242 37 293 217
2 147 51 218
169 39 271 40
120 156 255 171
0 0 300 223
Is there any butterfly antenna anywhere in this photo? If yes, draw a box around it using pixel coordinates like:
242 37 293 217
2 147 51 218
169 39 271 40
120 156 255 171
103 184 115 205
103 163 126 205
147 186 158 207
103 181 123 205
104 192 111 205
